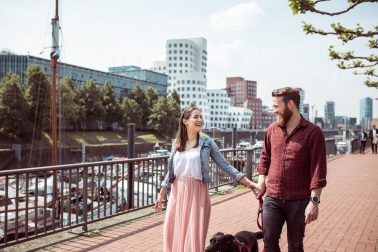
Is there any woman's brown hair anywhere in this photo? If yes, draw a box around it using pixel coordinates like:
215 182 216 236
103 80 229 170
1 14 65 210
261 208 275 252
175 106 201 152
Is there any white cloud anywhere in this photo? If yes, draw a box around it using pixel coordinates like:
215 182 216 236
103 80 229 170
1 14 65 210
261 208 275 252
209 1 264 31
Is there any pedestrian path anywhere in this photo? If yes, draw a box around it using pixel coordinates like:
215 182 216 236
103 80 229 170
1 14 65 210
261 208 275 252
12 151 378 251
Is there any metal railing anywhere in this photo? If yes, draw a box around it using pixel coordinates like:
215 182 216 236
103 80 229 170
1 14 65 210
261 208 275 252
0 148 260 248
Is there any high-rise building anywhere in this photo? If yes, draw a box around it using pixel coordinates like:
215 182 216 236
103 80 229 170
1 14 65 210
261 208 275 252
360 97 373 129
151 38 210 128
296 88 305 115
324 101 336 129
226 77 262 129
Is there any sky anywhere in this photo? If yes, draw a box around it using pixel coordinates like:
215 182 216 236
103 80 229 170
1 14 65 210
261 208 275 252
1 0 378 119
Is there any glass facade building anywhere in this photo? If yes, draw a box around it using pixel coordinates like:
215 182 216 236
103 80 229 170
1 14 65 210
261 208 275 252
0 52 168 99
324 101 336 129
360 97 373 129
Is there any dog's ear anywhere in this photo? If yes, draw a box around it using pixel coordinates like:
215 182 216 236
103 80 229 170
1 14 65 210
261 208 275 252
226 234 235 241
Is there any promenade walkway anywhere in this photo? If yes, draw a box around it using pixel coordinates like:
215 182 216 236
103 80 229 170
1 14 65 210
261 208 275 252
8 151 378 251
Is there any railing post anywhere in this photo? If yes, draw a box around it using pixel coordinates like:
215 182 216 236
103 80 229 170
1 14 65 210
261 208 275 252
82 167 88 232
127 123 135 210
232 127 237 149
246 149 253 179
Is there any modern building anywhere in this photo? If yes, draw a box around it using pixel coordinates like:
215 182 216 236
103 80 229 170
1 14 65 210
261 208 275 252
108 65 168 87
314 117 325 129
226 77 262 129
296 88 305 115
324 101 336 129
227 107 253 130
335 116 349 129
303 103 310 120
151 37 210 128
360 97 373 129
0 51 168 99
207 89 231 129
262 110 276 129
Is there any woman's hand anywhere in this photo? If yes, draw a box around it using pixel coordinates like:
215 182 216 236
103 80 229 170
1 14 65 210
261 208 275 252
239 177 258 197
153 187 166 212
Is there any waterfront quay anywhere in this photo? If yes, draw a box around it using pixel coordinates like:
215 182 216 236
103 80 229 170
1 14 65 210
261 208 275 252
1 145 377 251
23 151 378 251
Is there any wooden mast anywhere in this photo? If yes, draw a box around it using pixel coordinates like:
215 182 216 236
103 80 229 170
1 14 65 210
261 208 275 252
51 0 59 165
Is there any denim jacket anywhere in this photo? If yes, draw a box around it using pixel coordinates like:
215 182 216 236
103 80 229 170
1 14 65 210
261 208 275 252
161 134 245 188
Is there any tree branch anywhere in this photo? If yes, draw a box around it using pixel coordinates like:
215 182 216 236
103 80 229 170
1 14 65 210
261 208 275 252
290 0 378 16
304 23 378 43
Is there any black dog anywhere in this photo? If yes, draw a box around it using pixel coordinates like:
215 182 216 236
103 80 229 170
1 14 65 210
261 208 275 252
205 230 263 252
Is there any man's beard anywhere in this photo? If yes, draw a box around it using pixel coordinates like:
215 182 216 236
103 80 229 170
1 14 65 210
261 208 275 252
276 105 293 127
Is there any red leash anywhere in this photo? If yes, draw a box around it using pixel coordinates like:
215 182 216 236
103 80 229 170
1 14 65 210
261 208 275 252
257 197 263 231
257 197 264 252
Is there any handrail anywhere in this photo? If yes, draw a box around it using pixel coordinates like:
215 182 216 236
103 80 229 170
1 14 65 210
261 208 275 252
0 148 259 248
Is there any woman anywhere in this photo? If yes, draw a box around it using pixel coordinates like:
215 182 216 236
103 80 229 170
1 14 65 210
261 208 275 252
154 106 257 252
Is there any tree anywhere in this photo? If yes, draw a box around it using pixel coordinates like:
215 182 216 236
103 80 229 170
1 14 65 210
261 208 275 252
0 73 30 137
102 81 122 127
25 65 51 138
170 89 181 105
148 94 181 137
146 87 159 109
289 0 378 88
121 98 143 129
148 96 170 135
59 77 80 129
128 85 150 129
167 94 181 136
77 80 105 129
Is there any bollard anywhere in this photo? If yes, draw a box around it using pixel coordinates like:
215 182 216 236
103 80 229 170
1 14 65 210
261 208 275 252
127 123 135 210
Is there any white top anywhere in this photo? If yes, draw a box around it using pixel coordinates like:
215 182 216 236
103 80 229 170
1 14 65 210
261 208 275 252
173 146 202 180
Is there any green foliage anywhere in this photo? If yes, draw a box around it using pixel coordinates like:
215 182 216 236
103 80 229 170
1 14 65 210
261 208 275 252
0 73 30 136
121 98 143 129
148 93 181 137
60 77 80 128
289 0 378 88
77 80 105 128
102 81 122 124
25 64 51 138
146 87 159 109
128 85 150 129
170 89 181 105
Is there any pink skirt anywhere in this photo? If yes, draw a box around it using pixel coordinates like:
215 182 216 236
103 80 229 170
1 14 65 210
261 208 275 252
163 178 211 252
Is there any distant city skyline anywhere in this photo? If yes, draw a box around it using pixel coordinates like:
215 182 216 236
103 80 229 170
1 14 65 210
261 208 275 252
0 0 377 119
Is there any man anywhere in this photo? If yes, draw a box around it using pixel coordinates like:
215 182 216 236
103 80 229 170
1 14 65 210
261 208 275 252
369 125 377 154
256 87 327 252
358 128 367 154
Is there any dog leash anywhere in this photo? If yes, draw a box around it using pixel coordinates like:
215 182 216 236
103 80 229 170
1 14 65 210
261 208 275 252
257 197 265 252
257 197 263 231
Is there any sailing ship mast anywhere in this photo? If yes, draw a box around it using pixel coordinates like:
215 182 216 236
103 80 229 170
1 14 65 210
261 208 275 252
51 0 59 165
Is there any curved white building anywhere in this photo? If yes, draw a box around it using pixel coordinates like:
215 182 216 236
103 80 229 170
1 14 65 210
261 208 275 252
166 38 210 129
207 89 230 129
228 107 253 130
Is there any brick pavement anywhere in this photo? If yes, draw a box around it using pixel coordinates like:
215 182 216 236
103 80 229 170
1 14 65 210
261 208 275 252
22 152 378 251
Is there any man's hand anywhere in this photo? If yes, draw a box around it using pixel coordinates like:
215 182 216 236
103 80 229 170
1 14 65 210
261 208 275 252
256 175 266 199
305 202 319 224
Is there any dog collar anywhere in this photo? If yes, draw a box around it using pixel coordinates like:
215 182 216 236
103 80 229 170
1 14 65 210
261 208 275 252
233 239 251 252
